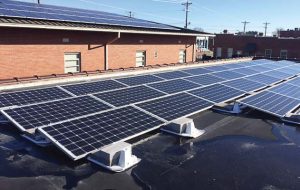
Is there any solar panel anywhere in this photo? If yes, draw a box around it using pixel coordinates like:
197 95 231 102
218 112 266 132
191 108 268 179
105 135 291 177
185 74 225 86
154 71 191 80
280 68 300 75
116 75 164 86
261 63 285 69
268 83 300 100
38 106 164 160
222 63 246 69
247 65 271 72
239 91 300 117
263 70 293 79
287 77 300 87
211 70 245 80
205 65 229 72
181 67 213 75
222 78 266 92
2 96 112 131
0 87 72 109
245 74 281 85
136 93 213 121
189 84 245 103
148 79 200 94
61 80 126 96
231 68 258 75
93 86 165 107
0 0 177 30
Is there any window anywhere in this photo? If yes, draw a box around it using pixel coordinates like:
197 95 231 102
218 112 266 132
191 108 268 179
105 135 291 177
236 50 242 57
265 49 272 58
136 51 146 67
64 53 81 73
280 50 288 59
227 48 233 58
179 50 186 63
216 47 222 58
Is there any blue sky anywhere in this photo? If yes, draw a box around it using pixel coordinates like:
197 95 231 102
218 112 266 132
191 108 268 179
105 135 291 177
19 0 299 35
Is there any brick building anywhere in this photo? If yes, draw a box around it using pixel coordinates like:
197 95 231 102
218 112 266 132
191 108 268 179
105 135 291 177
280 28 300 38
0 0 213 80
210 33 300 60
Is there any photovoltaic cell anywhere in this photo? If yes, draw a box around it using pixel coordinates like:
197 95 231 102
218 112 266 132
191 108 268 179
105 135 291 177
287 77 300 87
183 67 213 75
136 93 213 121
0 87 72 109
61 80 126 95
189 84 245 103
247 65 271 72
222 63 246 69
211 70 245 80
268 83 300 100
38 106 164 159
2 96 111 131
223 78 266 92
245 74 281 85
94 85 165 107
232 68 258 75
116 75 164 86
263 70 293 79
239 91 300 117
205 65 229 72
185 74 225 86
154 71 191 80
148 79 200 94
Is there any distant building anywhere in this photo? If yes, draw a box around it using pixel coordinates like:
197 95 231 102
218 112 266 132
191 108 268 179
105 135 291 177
280 28 300 38
0 0 213 80
209 32 300 59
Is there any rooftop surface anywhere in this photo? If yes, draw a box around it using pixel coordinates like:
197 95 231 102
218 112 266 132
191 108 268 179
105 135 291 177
1 109 300 190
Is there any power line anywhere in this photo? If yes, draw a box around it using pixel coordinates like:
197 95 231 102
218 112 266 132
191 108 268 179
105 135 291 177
263 22 270 36
182 0 192 28
241 21 250 34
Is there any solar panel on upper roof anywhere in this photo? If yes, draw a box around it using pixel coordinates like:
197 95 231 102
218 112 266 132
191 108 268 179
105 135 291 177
154 71 191 80
2 96 112 131
245 74 281 85
268 83 300 100
0 87 72 109
239 91 300 117
93 85 165 107
231 67 258 75
189 84 245 103
263 70 293 79
287 77 300 87
136 93 213 121
247 65 271 72
0 0 178 30
205 65 229 72
38 106 164 160
116 75 164 86
223 78 266 92
211 70 245 80
280 68 300 75
148 79 200 94
61 80 126 96
260 63 285 69
185 74 225 86
222 63 246 69
183 67 213 75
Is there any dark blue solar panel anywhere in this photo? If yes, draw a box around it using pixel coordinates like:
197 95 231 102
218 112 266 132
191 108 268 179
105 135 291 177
136 93 213 121
148 79 200 94
223 78 266 92
247 65 271 72
116 75 164 86
94 86 165 107
287 77 300 87
185 74 225 86
61 80 126 96
268 83 300 100
240 91 300 117
232 68 258 75
263 70 293 79
38 106 164 159
211 70 245 80
245 74 281 85
222 63 246 69
0 87 72 109
189 84 245 103
154 71 191 80
205 65 229 72
2 96 111 131
280 68 300 75
183 67 213 75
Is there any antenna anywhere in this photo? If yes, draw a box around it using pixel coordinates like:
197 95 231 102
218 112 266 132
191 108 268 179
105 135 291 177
128 11 134 18
263 22 270 36
241 21 250 34
182 0 192 29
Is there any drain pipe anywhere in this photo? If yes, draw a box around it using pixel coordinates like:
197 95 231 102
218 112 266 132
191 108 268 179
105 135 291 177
105 32 121 70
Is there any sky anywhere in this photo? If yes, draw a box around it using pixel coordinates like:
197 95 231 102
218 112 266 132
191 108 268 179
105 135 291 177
17 0 300 35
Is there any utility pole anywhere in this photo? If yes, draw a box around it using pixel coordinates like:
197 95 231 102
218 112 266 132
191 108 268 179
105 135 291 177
241 21 250 34
182 0 192 29
263 22 270 36
37 0 40 4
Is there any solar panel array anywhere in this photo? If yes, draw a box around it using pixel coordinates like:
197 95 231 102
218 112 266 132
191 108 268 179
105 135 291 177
2 59 300 160
0 0 177 30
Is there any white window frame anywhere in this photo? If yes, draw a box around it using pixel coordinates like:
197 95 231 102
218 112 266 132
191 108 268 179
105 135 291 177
64 53 81 73
265 49 272 58
280 50 288 59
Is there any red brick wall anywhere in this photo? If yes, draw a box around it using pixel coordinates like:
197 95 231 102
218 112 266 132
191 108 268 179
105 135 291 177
0 27 196 79
280 30 300 38
210 34 300 59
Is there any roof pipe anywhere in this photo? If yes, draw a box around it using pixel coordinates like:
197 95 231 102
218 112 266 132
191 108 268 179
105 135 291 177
105 32 121 70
